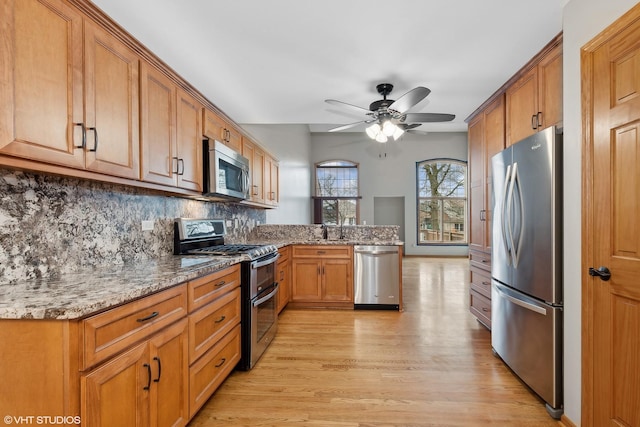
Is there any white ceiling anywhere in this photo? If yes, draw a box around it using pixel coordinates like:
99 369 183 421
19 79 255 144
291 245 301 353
91 0 567 133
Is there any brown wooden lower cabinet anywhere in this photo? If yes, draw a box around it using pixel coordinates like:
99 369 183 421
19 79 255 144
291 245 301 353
469 250 492 329
81 318 189 427
276 246 291 314
290 245 353 308
0 266 242 427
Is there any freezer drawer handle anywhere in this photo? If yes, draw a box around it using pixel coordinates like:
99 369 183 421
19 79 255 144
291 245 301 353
495 286 547 315
588 266 611 281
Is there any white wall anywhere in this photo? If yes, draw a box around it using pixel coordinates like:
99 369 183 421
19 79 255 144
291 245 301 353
310 131 468 256
240 124 312 224
562 1 637 424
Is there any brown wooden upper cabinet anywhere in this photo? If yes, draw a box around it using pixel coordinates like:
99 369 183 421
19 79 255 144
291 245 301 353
468 95 505 255
203 109 242 153
140 64 203 192
506 40 562 146
242 136 266 204
0 0 140 180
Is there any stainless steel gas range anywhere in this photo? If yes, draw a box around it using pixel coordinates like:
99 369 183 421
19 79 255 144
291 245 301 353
174 218 279 370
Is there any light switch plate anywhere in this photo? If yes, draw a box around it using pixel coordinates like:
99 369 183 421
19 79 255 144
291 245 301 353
141 220 154 231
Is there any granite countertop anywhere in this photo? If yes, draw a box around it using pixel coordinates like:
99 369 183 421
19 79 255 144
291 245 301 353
0 239 403 321
0 255 241 320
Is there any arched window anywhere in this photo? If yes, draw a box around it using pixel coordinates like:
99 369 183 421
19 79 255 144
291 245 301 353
313 160 360 225
416 159 467 244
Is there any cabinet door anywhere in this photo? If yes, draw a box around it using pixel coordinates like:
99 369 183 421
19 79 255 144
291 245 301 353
84 20 140 179
467 115 485 253
269 157 279 206
82 342 149 427
506 67 538 146
291 260 321 301
203 109 241 153
277 259 291 313
176 90 203 192
149 319 188 427
482 96 505 252
537 44 563 130
0 0 85 168
322 259 353 302
140 62 177 186
242 138 265 204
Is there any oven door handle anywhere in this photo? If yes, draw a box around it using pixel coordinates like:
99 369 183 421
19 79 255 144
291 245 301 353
252 284 279 307
251 252 280 269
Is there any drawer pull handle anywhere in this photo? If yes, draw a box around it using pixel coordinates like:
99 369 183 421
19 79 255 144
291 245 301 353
482 281 490 286
480 259 487 263
143 363 151 390
482 307 489 312
88 127 98 152
153 357 161 383
215 280 226 288
214 315 226 324
317 250 326 255
137 311 159 322
215 358 226 368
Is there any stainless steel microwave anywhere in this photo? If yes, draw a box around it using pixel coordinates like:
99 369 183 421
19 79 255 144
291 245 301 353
203 140 250 200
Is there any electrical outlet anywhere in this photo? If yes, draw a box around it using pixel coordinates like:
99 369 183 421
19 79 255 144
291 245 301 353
225 220 233 228
141 220 154 231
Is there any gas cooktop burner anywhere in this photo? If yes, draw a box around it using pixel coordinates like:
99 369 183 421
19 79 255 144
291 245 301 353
174 218 278 261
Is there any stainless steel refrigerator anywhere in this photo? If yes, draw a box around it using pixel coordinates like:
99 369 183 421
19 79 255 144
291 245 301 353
490 126 563 419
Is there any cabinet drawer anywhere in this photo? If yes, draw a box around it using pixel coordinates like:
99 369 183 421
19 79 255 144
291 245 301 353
189 324 241 418
189 287 241 364
293 245 351 258
81 284 187 369
470 289 491 329
188 265 240 312
278 246 291 263
470 266 492 299
469 250 491 271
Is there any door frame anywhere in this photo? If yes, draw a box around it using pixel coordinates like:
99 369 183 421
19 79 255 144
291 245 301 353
580 4 640 426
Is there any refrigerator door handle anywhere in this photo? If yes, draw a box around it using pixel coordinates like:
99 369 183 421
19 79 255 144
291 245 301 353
495 283 547 315
506 163 518 266
511 162 525 268
501 164 513 265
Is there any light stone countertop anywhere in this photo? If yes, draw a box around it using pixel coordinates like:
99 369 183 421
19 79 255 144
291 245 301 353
0 255 241 320
0 240 403 320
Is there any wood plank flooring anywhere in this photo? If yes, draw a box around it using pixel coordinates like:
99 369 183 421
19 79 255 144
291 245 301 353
188 257 563 426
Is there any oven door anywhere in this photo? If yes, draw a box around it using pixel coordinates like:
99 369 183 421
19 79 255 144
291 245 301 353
248 283 278 369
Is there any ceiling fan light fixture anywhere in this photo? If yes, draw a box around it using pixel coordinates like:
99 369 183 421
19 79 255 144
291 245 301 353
382 120 397 137
366 123 380 139
375 132 388 143
392 126 405 140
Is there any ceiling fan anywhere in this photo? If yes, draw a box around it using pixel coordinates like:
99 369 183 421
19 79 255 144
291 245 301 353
325 83 455 142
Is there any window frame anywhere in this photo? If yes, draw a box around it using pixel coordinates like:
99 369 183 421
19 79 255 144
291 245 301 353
415 158 468 246
313 160 361 225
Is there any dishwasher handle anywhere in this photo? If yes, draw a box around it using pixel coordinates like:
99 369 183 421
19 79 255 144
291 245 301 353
355 249 398 255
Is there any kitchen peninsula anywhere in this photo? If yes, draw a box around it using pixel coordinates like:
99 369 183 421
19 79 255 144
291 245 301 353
0 224 403 425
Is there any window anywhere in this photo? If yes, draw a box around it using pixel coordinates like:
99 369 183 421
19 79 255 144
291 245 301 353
313 160 360 225
417 159 467 244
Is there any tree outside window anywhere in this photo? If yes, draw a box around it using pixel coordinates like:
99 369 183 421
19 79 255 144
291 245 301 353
417 160 467 244
314 161 359 225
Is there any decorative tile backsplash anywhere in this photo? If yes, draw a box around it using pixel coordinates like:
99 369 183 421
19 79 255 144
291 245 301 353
0 169 265 283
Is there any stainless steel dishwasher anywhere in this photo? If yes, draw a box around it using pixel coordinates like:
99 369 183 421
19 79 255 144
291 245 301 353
354 245 400 310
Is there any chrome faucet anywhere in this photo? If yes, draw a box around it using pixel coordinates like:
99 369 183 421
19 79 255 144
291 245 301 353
321 223 328 240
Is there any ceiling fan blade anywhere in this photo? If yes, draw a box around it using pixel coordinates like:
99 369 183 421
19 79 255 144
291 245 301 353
403 113 455 123
328 120 371 132
325 99 372 115
388 87 431 113
397 123 422 130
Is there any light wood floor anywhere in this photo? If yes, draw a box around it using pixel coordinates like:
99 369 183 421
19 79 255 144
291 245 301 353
188 257 563 426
